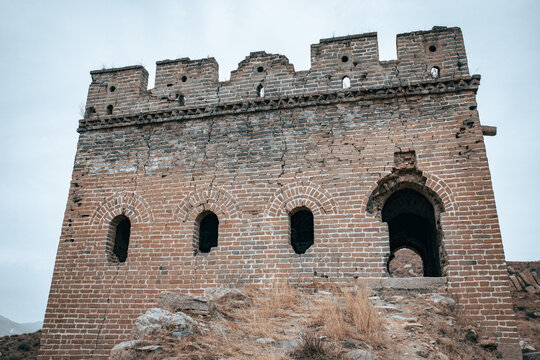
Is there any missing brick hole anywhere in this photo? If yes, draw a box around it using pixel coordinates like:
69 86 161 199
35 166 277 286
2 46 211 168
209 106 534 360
109 86 116 92
430 66 440 79
257 66 264 73
178 95 185 106
181 75 187 82
341 55 349 63
429 45 437 52
106 105 113 115
469 105 477 110
167 83 173 87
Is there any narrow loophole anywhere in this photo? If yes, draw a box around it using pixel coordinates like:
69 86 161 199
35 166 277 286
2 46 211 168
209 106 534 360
257 84 264 97
342 76 351 89
106 105 113 115
178 95 185 106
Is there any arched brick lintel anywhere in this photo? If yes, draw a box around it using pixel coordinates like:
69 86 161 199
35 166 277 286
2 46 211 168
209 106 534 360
176 188 240 223
363 170 455 217
90 192 154 227
266 184 337 217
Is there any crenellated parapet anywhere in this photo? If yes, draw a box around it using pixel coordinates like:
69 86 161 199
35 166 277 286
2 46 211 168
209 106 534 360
81 26 472 132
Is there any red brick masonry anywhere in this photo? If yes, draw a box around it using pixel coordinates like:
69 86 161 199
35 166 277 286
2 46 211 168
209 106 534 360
40 27 521 359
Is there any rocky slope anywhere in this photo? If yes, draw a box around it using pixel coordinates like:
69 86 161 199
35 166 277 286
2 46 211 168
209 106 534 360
108 284 507 360
1 262 538 360
0 330 41 360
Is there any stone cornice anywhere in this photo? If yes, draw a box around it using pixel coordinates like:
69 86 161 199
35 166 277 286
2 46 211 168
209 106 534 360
77 76 480 133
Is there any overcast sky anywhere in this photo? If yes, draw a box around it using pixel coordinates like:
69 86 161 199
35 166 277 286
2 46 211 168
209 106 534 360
0 0 538 323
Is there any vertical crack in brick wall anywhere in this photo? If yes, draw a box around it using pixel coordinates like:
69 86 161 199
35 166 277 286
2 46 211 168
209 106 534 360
89 264 120 358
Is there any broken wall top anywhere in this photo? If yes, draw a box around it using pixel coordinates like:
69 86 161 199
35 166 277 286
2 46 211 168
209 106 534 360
81 26 477 132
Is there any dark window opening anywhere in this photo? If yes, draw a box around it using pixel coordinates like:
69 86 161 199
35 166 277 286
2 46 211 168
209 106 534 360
257 66 264 73
109 86 116 92
290 208 314 254
181 75 188 82
178 94 185 106
341 55 349 63
429 45 437 52
257 84 265 97
198 212 218 253
383 189 442 277
106 104 113 115
110 216 130 263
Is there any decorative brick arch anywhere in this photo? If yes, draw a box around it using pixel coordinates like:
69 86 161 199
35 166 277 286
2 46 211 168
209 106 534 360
90 192 153 226
176 188 240 222
266 184 337 217
363 169 455 217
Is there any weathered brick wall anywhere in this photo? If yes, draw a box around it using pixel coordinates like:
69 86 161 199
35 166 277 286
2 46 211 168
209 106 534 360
40 27 521 359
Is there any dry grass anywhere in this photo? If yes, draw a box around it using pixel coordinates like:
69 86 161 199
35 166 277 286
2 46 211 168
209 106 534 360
291 328 345 360
237 281 301 338
312 284 383 343
315 296 348 339
257 352 294 360
344 285 384 339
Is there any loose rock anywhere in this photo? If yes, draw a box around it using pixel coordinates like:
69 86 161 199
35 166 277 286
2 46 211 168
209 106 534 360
133 308 198 339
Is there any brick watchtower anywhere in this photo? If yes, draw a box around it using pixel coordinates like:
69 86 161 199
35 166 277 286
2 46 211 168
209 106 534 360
40 27 521 359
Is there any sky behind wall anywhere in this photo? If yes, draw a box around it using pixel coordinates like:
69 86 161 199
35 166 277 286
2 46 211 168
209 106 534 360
0 0 539 323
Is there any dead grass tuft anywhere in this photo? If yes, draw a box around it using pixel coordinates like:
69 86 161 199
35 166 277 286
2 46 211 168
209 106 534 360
316 297 348 340
291 328 345 360
312 284 383 343
344 285 384 339
236 281 301 338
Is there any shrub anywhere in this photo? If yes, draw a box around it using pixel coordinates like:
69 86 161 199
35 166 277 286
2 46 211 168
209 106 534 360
17 342 31 351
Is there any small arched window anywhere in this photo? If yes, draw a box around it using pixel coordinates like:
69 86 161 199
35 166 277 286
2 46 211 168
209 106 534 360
342 76 351 89
257 84 265 97
108 215 131 263
198 211 219 253
290 208 314 254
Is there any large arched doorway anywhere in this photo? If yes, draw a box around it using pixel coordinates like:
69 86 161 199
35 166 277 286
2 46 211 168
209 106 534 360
382 188 442 277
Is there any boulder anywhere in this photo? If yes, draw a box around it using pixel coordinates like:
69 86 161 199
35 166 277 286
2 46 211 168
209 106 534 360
519 270 540 289
109 340 163 360
430 293 456 306
346 349 379 360
509 275 523 291
133 308 198 339
207 288 249 309
110 340 139 360
158 291 212 315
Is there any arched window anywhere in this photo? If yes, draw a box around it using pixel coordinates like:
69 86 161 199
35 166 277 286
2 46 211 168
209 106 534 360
342 76 351 89
382 189 442 277
197 211 219 253
108 215 131 263
290 208 314 254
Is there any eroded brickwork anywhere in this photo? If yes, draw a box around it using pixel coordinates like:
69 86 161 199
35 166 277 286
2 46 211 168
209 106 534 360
41 27 521 359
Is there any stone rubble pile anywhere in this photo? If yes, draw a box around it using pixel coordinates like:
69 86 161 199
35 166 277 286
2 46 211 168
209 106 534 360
508 266 540 294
